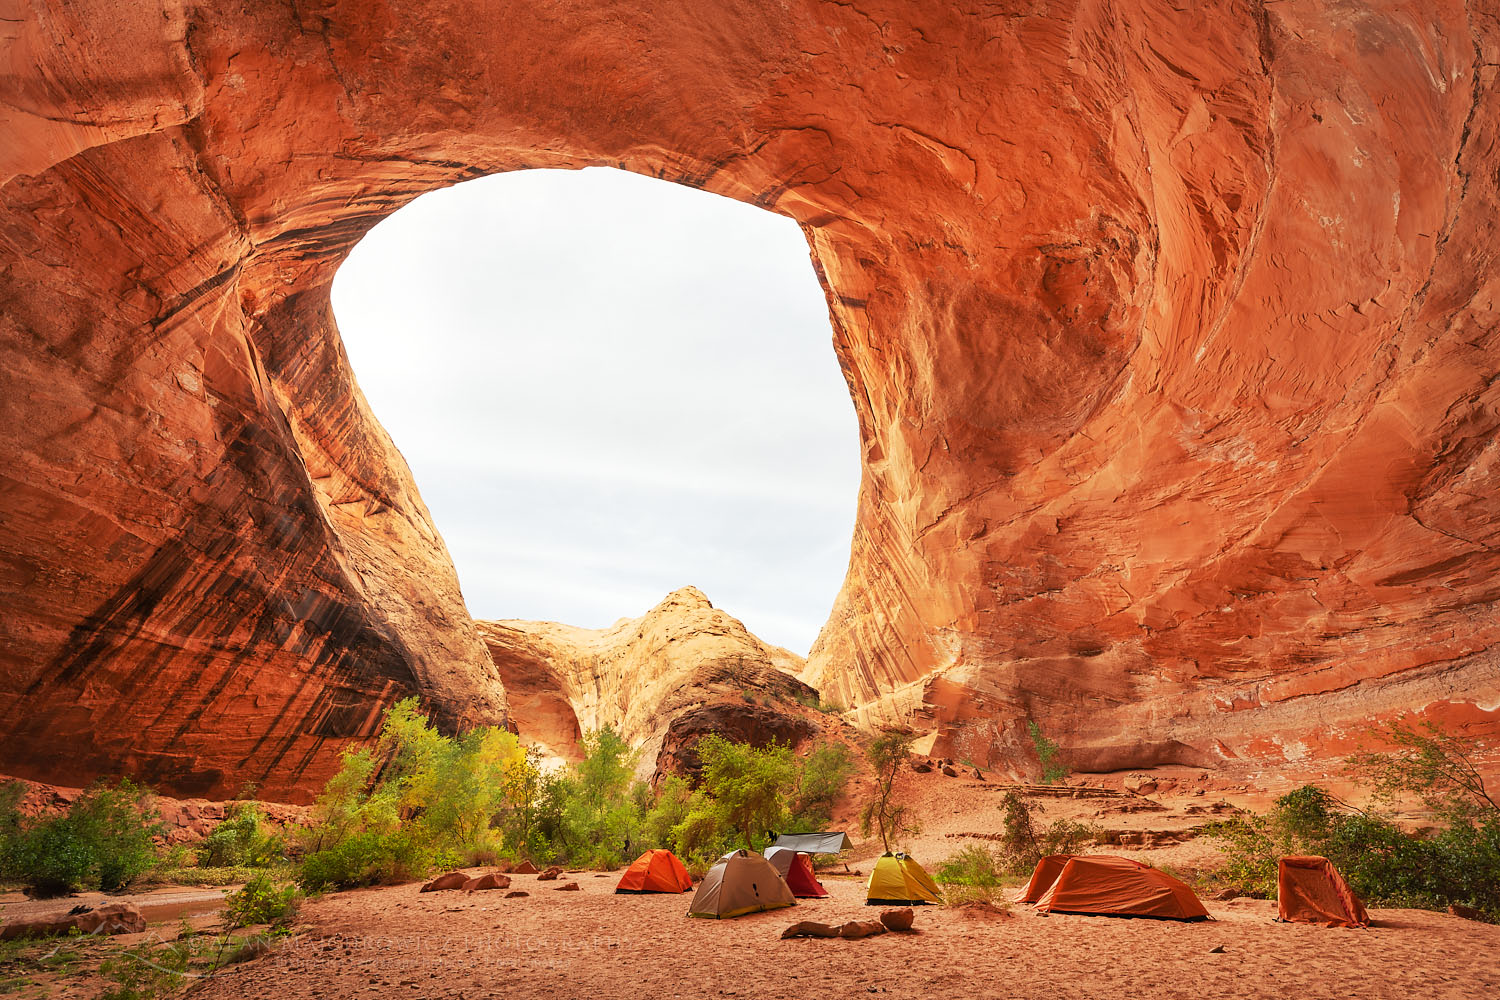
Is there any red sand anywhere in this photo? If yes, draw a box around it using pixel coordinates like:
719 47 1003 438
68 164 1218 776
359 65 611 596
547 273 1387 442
193 871 1499 1000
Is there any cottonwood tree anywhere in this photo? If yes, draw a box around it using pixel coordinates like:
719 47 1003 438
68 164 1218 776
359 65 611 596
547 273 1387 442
694 734 796 850
860 729 921 853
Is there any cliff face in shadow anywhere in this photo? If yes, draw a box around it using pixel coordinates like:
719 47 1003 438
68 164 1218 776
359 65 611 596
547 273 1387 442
2 1 1497 797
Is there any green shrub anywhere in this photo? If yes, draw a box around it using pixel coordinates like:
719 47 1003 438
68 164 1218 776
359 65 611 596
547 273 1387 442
295 699 527 888
225 873 300 927
297 830 425 892
692 735 796 850
99 937 192 1000
0 779 163 896
789 742 856 831
993 790 1096 874
198 802 282 868
936 845 1004 887
1207 778 1500 920
1027 721 1068 785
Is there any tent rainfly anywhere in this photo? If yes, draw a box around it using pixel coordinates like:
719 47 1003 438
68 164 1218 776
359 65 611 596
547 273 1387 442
1018 854 1076 904
763 847 829 898
1033 855 1209 921
771 832 851 855
687 849 797 919
1277 856 1369 928
616 849 694 894
866 853 943 906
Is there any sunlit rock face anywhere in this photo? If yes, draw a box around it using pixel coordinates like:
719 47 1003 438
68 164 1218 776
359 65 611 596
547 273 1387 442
476 588 816 779
2 1 1497 797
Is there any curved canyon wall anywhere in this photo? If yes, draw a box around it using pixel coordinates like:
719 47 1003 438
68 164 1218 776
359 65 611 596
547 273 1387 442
2 0 1497 797
476 587 820 780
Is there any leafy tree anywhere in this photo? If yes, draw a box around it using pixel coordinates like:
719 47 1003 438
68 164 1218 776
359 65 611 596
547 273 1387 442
789 742 855 830
0 778 164 896
499 745 546 858
574 726 636 831
694 734 796 849
859 730 920 852
993 790 1096 874
1346 717 1498 821
198 802 282 868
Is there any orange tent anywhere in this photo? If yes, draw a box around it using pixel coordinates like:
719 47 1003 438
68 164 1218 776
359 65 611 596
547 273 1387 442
1019 854 1075 904
615 849 694 894
1034 855 1209 921
764 847 829 898
1277 856 1369 927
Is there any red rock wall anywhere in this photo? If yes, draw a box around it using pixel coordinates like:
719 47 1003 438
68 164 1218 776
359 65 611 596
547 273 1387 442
2 1 1497 796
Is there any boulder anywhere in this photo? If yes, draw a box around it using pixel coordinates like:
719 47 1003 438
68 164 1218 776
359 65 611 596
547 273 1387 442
1 903 145 940
940 765 959 778
537 866 564 881
878 908 914 932
838 921 888 939
780 921 841 939
512 861 540 875
463 873 511 892
1123 774 1159 795
419 872 470 893
504 891 529 899
553 882 580 892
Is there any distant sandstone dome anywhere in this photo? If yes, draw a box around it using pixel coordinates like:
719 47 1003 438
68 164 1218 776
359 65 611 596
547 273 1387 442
1 2 1496 799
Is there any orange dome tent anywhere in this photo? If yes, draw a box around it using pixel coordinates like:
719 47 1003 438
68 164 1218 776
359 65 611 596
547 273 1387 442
764 847 829 898
615 849 694 894
1019 854 1075 903
1034 855 1209 921
1277 856 1369 927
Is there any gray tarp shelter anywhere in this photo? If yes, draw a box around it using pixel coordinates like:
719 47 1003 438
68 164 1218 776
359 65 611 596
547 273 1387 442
772 832 851 854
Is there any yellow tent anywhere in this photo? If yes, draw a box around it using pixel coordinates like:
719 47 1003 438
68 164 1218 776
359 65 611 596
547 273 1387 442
866 853 942 905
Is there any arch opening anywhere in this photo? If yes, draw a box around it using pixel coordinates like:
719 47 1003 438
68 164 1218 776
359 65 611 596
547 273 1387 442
330 166 860 655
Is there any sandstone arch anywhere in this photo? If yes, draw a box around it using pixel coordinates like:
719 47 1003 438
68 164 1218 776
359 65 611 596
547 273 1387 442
2 1 1497 798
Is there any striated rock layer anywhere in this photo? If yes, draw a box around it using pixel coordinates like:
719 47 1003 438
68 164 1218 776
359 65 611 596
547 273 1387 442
3 1 1499 796
476 588 819 781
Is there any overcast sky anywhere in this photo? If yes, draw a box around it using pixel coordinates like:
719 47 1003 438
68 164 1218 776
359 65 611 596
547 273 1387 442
331 167 861 654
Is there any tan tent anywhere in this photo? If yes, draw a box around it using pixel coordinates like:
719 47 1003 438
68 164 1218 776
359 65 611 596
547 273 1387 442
687 849 797 919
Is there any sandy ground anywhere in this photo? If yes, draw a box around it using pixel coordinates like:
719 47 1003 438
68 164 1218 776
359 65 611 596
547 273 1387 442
190 870 1500 1000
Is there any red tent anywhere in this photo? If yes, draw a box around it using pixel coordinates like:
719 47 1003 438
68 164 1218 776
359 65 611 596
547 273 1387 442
1019 854 1075 903
615 849 694 894
1034 855 1209 921
764 846 829 898
1278 856 1369 927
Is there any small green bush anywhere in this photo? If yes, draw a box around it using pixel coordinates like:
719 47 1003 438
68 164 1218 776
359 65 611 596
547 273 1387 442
936 845 1004 887
224 873 300 927
1027 721 1068 785
297 830 424 892
198 803 282 868
99 937 191 1000
993 790 1096 874
0 779 163 896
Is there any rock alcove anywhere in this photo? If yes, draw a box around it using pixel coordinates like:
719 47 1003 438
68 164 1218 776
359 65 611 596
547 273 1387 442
2 1 1497 800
